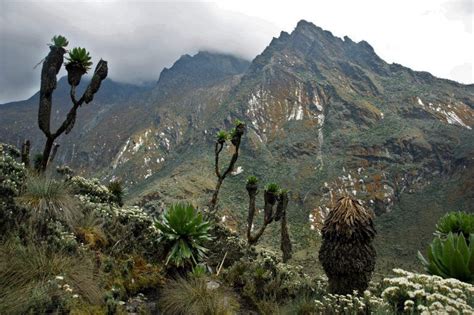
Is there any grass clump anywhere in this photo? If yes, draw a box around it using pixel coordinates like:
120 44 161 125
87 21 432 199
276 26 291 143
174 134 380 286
159 277 239 315
15 175 78 228
0 239 102 314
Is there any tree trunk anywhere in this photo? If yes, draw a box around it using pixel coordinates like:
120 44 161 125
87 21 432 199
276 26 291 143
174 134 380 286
210 179 223 212
40 136 55 172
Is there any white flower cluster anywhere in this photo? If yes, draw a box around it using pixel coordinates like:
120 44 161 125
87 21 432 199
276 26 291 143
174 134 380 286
0 145 26 196
312 268 474 314
381 268 474 314
70 176 112 203
49 275 80 298
314 290 384 313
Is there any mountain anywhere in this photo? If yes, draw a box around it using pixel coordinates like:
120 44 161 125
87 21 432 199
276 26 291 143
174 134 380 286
0 20 473 272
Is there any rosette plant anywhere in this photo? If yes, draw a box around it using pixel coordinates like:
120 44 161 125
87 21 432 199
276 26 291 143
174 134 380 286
65 47 93 86
435 211 474 241
418 232 474 283
155 203 213 268
51 35 69 48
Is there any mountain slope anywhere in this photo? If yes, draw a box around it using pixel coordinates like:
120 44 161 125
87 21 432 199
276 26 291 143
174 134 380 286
0 21 472 271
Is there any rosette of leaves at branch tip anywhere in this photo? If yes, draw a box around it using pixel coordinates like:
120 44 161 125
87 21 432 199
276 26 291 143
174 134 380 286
216 130 229 144
50 35 69 48
319 196 376 294
435 211 474 241
65 47 93 86
155 203 213 269
418 232 474 283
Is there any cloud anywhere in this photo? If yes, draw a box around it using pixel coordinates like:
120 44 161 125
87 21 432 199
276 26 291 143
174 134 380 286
442 0 473 33
0 0 473 103
450 62 473 83
0 1 276 103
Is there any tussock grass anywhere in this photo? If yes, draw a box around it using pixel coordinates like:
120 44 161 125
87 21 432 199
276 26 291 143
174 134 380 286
15 175 78 227
0 239 103 314
159 277 239 315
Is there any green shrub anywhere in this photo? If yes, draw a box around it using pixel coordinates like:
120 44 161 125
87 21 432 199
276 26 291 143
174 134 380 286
223 250 322 305
107 179 124 206
436 211 474 240
69 175 113 204
0 144 26 197
418 232 474 283
159 277 239 315
155 203 213 268
16 175 78 228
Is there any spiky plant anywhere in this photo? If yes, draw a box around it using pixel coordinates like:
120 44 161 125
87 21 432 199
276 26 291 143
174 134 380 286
418 233 474 283
318 196 376 294
435 212 474 241
50 35 68 48
155 203 213 268
15 175 78 228
65 47 93 87
65 47 92 71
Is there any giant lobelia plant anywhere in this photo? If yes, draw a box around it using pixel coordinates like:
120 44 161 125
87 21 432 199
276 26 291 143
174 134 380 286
418 232 474 283
319 196 377 294
155 203 213 269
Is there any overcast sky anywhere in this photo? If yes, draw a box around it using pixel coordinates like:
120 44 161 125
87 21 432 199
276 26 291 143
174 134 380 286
0 0 472 103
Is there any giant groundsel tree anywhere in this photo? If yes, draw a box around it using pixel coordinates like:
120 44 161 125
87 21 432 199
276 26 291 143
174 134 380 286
37 35 108 171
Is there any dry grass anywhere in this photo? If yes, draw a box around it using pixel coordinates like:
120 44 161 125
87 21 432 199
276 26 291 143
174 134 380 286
159 277 240 315
0 239 103 314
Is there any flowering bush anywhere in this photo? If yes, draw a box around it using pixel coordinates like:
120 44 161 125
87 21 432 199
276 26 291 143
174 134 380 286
310 268 474 314
0 144 26 197
223 248 323 304
379 268 474 313
76 194 159 254
69 176 112 204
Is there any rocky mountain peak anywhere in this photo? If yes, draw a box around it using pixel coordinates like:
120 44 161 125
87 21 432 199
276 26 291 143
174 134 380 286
156 51 250 92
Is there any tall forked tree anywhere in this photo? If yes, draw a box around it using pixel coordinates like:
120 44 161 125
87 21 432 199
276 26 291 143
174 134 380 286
319 196 376 294
246 178 292 262
209 120 245 213
37 35 108 171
